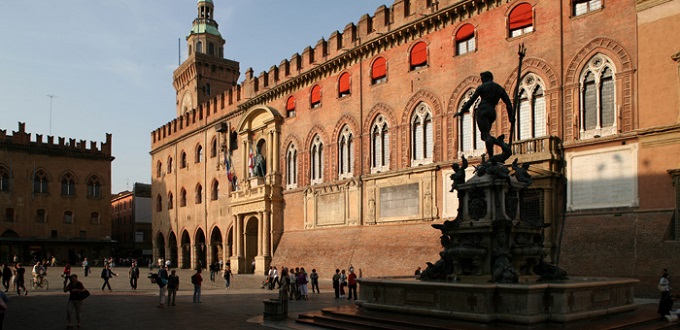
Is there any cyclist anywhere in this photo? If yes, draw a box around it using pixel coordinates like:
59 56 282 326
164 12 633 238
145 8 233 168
32 261 46 287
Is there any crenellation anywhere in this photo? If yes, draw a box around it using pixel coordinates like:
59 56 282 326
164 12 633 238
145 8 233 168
2 122 110 156
302 46 314 68
358 13 374 37
374 5 391 34
314 38 328 63
36 134 43 144
58 137 65 147
329 31 342 53
291 53 302 72
342 23 358 49
280 59 291 77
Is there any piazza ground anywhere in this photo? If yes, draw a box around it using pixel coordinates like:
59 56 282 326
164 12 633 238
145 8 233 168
1 266 352 330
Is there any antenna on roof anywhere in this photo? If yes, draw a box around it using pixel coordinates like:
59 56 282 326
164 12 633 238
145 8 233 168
46 94 56 135
178 38 181 66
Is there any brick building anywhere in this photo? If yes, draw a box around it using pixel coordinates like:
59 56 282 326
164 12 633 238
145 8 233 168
111 183 152 260
0 122 114 265
151 0 680 295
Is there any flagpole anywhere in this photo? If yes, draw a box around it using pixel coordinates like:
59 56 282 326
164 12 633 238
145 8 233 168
509 43 527 149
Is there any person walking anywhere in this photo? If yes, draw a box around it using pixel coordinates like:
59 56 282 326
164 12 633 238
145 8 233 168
157 265 169 308
332 269 340 299
347 267 358 300
81 258 90 277
191 269 203 303
15 264 27 296
64 274 87 329
223 266 232 289
1 265 11 293
297 267 309 300
128 262 139 290
339 269 348 298
658 269 674 319
0 289 7 330
167 270 179 306
100 264 116 291
310 269 320 294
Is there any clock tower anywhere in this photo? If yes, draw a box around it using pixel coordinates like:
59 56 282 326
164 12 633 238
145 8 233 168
173 0 240 117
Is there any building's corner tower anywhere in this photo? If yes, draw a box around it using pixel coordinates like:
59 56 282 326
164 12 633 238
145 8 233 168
174 0 240 116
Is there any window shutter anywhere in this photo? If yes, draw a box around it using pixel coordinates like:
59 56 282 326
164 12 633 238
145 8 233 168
583 73 597 130
319 144 324 181
348 137 354 174
286 96 295 111
372 127 380 168
509 3 533 30
372 57 386 79
455 24 475 42
410 42 427 67
601 68 615 127
338 73 350 94
383 127 390 167
461 114 472 152
311 85 321 105
533 87 546 137
414 119 423 160
519 95 531 140
425 116 433 159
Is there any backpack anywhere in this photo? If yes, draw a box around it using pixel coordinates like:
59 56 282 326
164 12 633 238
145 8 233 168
191 274 196 284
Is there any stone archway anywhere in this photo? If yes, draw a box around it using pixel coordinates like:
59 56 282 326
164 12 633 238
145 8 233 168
181 230 191 269
155 232 166 263
168 232 178 268
244 216 259 275
210 227 223 266
226 226 233 267
195 228 207 270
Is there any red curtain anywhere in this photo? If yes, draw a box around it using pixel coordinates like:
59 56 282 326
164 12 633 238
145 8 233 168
286 96 295 110
310 85 321 104
456 24 475 41
509 3 533 30
410 42 427 66
372 57 386 79
338 73 350 94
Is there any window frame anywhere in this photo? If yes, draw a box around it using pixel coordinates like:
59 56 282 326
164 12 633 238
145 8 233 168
286 144 298 190
578 54 617 139
371 115 390 173
410 103 434 166
409 42 429 71
310 136 324 185
508 3 535 38
371 57 387 85
337 126 354 179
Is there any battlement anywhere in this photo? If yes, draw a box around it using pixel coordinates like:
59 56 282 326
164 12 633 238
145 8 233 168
0 122 113 157
151 0 487 148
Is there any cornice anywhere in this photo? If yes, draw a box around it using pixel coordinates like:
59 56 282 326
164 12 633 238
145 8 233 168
636 0 675 11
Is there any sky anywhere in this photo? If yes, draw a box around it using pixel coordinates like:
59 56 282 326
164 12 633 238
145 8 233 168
0 0 388 194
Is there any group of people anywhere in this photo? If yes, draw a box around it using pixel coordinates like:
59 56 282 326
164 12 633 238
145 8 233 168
332 267 359 300
1 263 28 296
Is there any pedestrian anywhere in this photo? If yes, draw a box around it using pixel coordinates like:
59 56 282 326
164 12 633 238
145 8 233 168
191 268 203 303
209 262 216 282
51 256 57 267
167 270 179 306
1 264 11 292
157 265 169 308
289 268 298 300
297 267 309 300
251 258 256 274
332 269 340 299
658 269 674 319
223 266 232 289
339 269 347 298
64 274 88 329
310 269 320 293
347 267 358 300
62 263 71 278
100 264 117 291
267 266 274 290
82 258 90 277
15 264 27 296
279 267 290 315
0 290 7 329
129 262 140 290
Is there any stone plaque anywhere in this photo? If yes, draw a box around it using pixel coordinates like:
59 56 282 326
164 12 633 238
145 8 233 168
379 183 419 218
317 192 345 225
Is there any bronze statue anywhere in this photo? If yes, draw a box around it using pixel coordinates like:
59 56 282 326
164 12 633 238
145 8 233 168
253 149 266 177
454 71 514 161
449 155 468 192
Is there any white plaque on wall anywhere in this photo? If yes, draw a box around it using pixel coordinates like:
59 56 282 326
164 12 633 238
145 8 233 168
566 143 638 210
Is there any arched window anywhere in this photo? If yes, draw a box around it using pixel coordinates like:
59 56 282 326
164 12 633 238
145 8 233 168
167 156 173 173
168 192 174 210
211 180 219 200
286 96 296 118
195 145 203 163
197 41 203 53
338 126 354 179
455 24 476 55
310 85 321 108
156 195 163 212
515 73 547 140
286 144 298 189
61 173 75 197
87 176 101 198
371 115 390 173
64 211 73 224
338 72 350 98
210 137 218 158
180 151 187 169
0 166 10 192
410 42 428 70
458 88 484 157
195 184 203 204
508 3 534 38
310 135 324 185
411 103 433 165
579 54 617 139
371 57 387 84
208 43 215 55
34 170 49 194
156 161 162 178
180 188 187 207
90 212 100 225
573 0 602 16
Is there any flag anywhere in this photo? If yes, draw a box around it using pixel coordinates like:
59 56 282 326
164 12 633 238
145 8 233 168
248 144 254 177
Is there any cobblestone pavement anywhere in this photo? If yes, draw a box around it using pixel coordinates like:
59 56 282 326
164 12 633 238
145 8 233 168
2 266 352 330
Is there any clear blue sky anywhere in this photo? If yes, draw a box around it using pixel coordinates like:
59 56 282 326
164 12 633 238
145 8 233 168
0 0 388 194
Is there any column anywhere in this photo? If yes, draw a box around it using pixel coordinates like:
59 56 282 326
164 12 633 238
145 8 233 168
273 129 279 173
235 214 243 257
263 210 271 257
257 211 263 256
267 130 273 178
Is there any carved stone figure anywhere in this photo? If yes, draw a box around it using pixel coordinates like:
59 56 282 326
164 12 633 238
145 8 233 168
253 149 266 177
449 155 468 192
512 158 532 188
454 71 514 161
533 257 568 282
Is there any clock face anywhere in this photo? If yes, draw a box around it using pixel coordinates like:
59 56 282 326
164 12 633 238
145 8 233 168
182 93 193 114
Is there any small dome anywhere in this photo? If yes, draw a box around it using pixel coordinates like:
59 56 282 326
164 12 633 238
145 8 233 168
197 0 213 3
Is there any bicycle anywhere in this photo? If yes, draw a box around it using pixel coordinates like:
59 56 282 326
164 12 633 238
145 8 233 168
31 275 49 290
